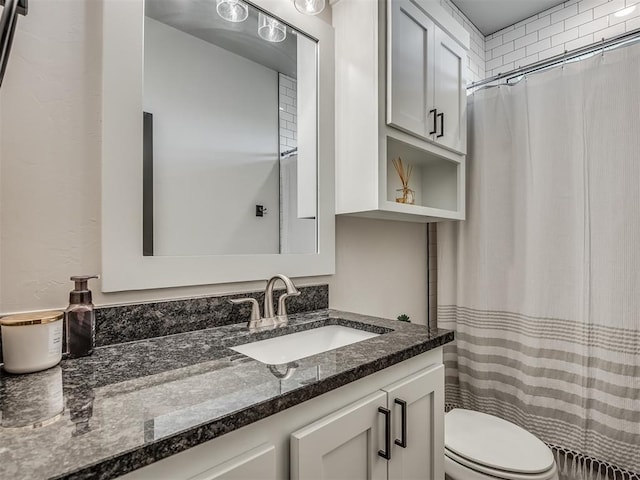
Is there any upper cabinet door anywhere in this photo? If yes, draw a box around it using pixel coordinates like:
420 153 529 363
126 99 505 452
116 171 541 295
434 28 466 154
387 0 468 155
387 0 435 139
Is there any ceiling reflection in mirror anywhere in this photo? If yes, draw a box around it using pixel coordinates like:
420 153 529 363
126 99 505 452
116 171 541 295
143 0 318 257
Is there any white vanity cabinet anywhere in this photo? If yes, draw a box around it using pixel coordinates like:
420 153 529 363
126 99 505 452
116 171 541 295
118 349 444 480
384 365 445 479
119 442 277 480
388 0 467 154
290 364 444 480
333 0 469 222
186 444 276 480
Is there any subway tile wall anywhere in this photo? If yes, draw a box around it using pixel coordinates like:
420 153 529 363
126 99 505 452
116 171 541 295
440 0 487 84
279 73 297 156
484 0 640 78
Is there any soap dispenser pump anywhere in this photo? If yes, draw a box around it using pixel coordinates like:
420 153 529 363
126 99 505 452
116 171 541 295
65 275 99 358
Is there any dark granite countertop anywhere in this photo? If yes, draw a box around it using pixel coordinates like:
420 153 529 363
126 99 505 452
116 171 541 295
0 309 453 480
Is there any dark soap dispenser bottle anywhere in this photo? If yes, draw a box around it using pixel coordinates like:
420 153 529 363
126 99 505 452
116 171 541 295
65 275 99 358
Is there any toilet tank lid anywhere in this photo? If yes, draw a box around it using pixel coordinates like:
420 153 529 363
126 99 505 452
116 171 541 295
445 409 555 474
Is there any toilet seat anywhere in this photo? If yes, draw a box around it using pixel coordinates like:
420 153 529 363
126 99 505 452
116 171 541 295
445 448 557 480
445 409 557 480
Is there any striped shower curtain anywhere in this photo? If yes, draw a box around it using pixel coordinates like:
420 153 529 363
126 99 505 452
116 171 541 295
438 42 640 478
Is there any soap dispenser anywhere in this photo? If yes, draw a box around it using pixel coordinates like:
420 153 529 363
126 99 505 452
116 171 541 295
65 275 99 358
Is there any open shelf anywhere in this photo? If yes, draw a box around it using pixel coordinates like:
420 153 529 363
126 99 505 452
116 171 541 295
385 136 460 213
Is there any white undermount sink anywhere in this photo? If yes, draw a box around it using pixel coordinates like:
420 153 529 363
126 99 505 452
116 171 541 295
231 325 380 365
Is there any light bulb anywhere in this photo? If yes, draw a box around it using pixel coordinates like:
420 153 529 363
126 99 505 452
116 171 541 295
216 0 249 23
294 0 326 15
258 13 286 43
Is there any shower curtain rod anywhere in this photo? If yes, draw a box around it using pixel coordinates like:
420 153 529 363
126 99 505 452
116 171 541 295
468 27 640 89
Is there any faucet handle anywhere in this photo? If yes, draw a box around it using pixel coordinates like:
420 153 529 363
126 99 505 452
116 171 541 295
229 298 261 321
276 290 301 316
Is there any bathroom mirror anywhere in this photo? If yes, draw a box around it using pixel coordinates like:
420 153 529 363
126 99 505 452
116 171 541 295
143 0 318 257
102 0 334 291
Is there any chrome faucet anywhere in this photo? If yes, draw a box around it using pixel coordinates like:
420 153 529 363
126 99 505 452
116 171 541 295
264 274 300 319
228 274 301 329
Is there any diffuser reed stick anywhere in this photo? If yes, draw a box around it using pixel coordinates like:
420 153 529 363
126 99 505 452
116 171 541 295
392 157 415 204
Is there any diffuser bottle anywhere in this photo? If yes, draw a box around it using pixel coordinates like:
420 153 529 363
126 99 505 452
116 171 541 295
65 275 99 358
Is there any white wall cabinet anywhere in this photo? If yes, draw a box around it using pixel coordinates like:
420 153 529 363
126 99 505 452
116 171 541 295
388 0 466 154
119 349 444 480
290 364 445 480
334 0 469 223
433 28 467 153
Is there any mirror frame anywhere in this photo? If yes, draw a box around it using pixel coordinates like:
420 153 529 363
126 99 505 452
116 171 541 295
102 0 335 292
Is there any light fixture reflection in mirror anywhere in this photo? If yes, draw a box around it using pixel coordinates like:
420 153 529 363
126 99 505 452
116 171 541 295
258 12 286 42
216 0 249 22
294 0 326 15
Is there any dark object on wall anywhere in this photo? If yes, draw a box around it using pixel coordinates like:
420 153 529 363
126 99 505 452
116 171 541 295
0 0 28 89
143 112 154 256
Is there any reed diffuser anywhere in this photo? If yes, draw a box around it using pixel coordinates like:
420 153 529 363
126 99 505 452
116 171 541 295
392 157 415 204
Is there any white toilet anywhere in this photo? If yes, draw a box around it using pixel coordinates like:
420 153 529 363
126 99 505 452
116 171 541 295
444 409 559 480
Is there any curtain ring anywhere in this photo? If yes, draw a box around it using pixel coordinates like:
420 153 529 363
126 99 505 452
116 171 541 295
518 65 527 83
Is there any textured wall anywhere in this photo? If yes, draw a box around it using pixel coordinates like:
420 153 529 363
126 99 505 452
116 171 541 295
0 0 103 313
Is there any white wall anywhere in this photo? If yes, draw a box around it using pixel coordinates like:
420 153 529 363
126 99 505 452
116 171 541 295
329 216 428 324
484 0 640 78
0 0 103 314
0 0 432 325
144 18 280 256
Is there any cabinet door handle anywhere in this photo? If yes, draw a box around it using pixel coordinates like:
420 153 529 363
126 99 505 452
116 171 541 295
394 398 407 448
378 406 391 460
437 112 445 138
429 109 437 135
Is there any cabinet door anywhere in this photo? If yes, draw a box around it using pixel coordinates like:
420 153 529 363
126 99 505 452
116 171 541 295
434 28 466 154
121 442 276 480
387 0 435 139
383 364 445 480
291 391 388 480
187 444 276 480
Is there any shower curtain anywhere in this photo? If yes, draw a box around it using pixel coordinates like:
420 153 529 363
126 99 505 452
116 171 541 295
438 42 640 477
